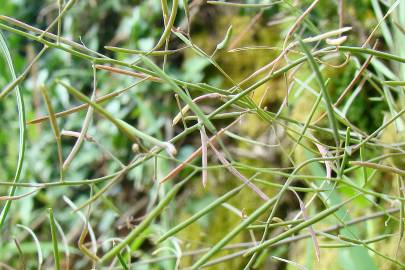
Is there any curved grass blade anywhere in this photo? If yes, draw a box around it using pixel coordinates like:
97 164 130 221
16 224 43 269
63 196 98 260
0 30 27 229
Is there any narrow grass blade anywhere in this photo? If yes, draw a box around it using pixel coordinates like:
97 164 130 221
54 219 70 270
298 38 340 146
48 208 61 270
0 30 27 229
271 256 307 270
182 0 190 33
367 0 399 48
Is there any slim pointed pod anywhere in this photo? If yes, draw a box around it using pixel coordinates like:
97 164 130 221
217 25 233 50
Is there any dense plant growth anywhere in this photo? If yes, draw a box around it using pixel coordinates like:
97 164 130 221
0 0 404 269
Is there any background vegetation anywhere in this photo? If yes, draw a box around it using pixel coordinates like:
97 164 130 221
0 0 404 269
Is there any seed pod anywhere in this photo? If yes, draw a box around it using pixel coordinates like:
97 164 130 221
216 25 233 50
131 143 139 153
326 36 348 46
